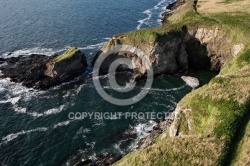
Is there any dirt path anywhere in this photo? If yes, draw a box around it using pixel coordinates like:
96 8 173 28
198 0 250 14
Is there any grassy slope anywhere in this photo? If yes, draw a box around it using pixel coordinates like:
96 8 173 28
114 0 250 165
53 47 80 63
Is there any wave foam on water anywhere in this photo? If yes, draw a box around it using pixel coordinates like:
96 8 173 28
0 47 65 58
144 85 186 92
0 119 76 145
0 78 66 118
129 121 157 150
0 78 63 117
0 37 110 59
137 9 153 30
133 120 157 140
53 120 72 129
0 78 41 106
16 105 66 118
136 0 172 29
0 127 48 145
78 41 106 50
114 121 157 153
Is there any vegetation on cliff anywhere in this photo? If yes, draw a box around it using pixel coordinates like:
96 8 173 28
53 47 81 63
113 0 250 165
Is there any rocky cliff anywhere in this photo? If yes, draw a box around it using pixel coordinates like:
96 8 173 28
93 26 242 77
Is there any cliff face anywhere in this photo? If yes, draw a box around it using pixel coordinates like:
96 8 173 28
93 27 242 76
45 47 87 83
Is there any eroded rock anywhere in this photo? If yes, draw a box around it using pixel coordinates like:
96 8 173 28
0 47 87 90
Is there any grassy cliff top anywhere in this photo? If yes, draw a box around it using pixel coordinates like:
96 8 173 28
114 0 250 165
53 47 80 63
111 0 250 47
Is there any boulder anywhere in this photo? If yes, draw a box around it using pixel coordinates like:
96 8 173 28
181 76 199 89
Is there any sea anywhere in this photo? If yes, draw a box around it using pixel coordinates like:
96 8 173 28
0 0 217 165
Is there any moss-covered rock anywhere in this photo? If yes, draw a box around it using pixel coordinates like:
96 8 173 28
45 47 87 79
0 47 87 90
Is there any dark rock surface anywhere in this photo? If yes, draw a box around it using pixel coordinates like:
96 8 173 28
137 117 174 149
0 47 87 90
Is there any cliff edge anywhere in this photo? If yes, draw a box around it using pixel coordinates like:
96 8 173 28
101 0 250 165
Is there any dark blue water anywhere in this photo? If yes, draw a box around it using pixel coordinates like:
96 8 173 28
0 0 218 165
0 0 171 58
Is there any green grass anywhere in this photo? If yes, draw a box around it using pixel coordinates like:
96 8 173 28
237 49 250 66
221 48 250 74
231 114 250 165
112 10 250 50
114 135 226 166
189 95 249 140
53 47 80 63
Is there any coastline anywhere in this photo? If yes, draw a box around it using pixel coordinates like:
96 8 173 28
161 0 185 24
0 0 249 165
76 1 189 165
108 0 250 165
116 0 186 153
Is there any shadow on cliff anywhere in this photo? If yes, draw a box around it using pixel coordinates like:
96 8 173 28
91 25 226 84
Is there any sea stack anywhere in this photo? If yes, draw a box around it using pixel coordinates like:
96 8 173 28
0 47 87 90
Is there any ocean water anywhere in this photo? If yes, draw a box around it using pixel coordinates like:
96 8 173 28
0 0 217 165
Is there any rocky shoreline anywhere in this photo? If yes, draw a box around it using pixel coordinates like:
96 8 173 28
161 0 185 24
0 1 185 91
0 47 87 90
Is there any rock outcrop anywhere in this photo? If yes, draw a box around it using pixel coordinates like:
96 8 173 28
162 0 186 24
92 27 243 77
0 47 87 90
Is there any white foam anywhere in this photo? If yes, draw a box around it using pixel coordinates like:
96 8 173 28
103 37 111 40
0 77 40 100
75 84 87 95
53 120 72 129
63 91 72 98
113 141 126 154
0 47 67 58
86 142 96 150
24 105 65 117
134 120 157 139
14 107 27 113
78 42 106 50
0 127 48 145
121 121 157 151
44 105 65 116
76 127 90 136
137 9 152 30
0 40 109 59
0 96 21 105
144 85 186 92
136 0 172 29
88 153 97 161
92 73 109 80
